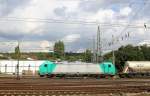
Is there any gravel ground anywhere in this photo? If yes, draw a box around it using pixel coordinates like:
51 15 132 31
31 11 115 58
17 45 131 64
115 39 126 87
0 77 149 96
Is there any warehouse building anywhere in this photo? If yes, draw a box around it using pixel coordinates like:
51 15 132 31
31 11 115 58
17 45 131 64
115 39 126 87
0 60 47 76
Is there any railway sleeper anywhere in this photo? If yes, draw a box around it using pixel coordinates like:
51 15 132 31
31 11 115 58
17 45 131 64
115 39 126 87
0 91 93 95
119 73 150 78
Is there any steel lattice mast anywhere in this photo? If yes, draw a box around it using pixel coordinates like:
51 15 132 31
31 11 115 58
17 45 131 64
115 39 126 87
96 25 103 63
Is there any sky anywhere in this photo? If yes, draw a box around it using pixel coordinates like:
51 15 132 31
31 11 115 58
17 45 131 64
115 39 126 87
0 0 150 53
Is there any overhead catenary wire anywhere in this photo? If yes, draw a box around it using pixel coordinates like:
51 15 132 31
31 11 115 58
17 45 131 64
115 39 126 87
0 0 149 54
37 0 150 4
106 0 150 48
0 17 149 29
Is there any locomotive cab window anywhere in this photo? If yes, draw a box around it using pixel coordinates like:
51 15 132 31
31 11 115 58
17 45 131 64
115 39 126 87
108 65 111 67
44 64 48 67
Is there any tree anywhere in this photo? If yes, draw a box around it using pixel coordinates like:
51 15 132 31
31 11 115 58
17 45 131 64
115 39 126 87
15 45 21 59
104 44 146 72
140 45 150 60
54 41 65 59
84 49 92 62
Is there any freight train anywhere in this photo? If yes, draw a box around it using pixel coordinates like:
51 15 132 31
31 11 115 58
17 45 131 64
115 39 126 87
119 61 150 78
38 61 150 78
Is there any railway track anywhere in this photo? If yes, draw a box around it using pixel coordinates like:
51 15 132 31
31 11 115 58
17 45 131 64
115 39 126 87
0 78 150 96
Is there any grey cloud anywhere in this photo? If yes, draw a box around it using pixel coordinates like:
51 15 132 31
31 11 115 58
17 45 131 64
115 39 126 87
0 31 25 40
133 3 150 20
79 0 102 13
78 0 105 13
20 23 97 51
78 0 140 13
53 6 78 19
54 7 67 17
0 0 31 16
0 0 149 52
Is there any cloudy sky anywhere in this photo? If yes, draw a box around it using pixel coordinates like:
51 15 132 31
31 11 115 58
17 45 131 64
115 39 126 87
0 0 149 53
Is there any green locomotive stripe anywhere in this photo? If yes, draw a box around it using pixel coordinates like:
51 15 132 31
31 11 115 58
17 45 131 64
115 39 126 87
99 62 116 75
99 63 105 74
39 60 56 75
47 61 56 74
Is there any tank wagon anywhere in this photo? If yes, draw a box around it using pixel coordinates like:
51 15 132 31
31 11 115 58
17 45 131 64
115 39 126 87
120 61 150 77
38 61 116 78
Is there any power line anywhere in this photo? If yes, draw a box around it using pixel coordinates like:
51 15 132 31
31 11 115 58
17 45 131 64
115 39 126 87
117 0 149 39
41 0 150 4
106 0 150 49
0 17 149 28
